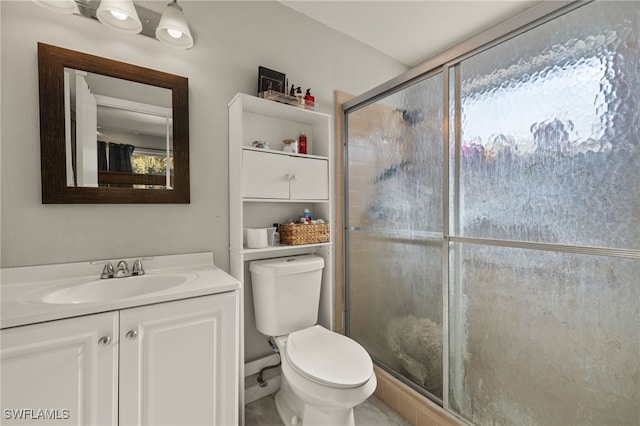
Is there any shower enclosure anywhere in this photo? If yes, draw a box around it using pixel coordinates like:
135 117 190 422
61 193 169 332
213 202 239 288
343 2 639 425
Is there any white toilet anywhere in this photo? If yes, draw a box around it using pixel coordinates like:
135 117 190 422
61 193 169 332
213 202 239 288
250 254 377 426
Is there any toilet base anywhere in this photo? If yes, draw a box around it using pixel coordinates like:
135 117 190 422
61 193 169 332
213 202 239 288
275 374 356 426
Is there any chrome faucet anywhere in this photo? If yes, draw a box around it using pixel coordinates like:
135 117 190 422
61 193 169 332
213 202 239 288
115 260 131 278
94 257 151 279
132 259 145 276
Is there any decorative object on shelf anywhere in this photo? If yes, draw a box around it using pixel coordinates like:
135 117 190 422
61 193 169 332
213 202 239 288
258 66 286 95
282 139 298 153
252 140 270 149
279 222 329 245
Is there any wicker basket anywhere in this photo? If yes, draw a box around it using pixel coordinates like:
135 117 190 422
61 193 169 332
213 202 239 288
279 223 329 245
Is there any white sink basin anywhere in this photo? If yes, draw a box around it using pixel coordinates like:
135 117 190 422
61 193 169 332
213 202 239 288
2 253 242 329
38 274 189 304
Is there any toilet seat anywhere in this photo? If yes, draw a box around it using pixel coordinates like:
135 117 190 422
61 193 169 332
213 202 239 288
285 325 373 389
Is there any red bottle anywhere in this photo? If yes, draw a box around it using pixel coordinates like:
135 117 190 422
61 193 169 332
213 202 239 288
298 133 307 154
304 89 315 109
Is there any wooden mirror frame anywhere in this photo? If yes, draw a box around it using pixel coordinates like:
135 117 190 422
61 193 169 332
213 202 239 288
38 43 190 203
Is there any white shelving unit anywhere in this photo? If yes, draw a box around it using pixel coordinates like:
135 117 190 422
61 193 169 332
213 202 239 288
228 93 334 410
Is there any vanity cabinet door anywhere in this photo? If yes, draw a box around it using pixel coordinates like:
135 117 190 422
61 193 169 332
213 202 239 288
118 292 239 426
243 150 290 199
0 312 118 426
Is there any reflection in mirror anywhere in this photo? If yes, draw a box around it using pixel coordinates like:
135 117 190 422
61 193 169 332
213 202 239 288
65 69 174 189
38 42 189 204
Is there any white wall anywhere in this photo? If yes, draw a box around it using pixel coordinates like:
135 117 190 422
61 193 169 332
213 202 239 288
0 1 407 269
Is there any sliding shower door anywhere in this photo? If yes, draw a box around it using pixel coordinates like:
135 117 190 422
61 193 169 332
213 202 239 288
345 1 639 424
448 2 639 424
345 74 444 399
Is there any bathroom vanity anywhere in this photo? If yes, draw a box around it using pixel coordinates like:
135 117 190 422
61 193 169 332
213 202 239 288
0 253 240 425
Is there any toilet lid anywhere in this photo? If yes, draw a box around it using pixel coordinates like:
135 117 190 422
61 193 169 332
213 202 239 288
286 325 373 389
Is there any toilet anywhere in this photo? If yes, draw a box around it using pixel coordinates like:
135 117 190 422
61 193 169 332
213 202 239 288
250 254 376 426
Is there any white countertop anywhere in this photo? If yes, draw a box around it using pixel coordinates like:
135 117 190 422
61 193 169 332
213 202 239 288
1 252 240 329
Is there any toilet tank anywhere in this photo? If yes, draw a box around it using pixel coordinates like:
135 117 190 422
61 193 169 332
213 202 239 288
250 254 324 336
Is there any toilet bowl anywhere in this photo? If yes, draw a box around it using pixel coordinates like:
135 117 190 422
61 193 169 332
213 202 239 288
249 255 377 426
273 326 377 426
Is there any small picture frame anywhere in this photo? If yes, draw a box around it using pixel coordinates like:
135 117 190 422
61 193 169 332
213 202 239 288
258 66 286 95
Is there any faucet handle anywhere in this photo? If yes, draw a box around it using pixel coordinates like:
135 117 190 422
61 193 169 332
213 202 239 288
132 259 145 276
100 262 115 279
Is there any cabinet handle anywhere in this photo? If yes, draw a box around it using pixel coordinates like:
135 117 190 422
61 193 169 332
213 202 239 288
98 336 111 346
289 174 297 181
284 174 292 181
125 330 138 340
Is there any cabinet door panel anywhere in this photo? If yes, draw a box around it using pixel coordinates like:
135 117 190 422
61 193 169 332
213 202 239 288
1 312 118 426
119 293 239 426
243 150 290 199
289 157 329 200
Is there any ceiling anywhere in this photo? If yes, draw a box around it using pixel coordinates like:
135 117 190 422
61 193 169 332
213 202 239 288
279 1 540 67
137 1 540 68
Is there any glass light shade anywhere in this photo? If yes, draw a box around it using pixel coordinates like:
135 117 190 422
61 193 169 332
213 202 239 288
156 1 194 49
97 0 142 34
31 0 77 14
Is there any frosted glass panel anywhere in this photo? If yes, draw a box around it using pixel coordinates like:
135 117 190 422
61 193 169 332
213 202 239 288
346 74 444 399
348 75 443 233
349 231 443 397
457 1 639 249
449 244 640 425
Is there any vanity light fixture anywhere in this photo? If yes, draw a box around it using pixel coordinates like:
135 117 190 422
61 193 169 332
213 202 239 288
31 0 77 14
156 0 193 50
31 0 194 48
96 0 142 34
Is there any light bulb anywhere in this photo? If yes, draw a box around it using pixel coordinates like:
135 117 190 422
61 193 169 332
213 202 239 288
167 28 182 39
156 0 193 48
110 10 128 20
97 0 142 34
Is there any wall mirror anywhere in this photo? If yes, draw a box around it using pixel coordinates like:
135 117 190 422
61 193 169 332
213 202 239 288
38 43 190 203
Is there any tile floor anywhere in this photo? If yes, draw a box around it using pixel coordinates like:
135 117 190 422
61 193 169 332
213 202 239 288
245 394 411 426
